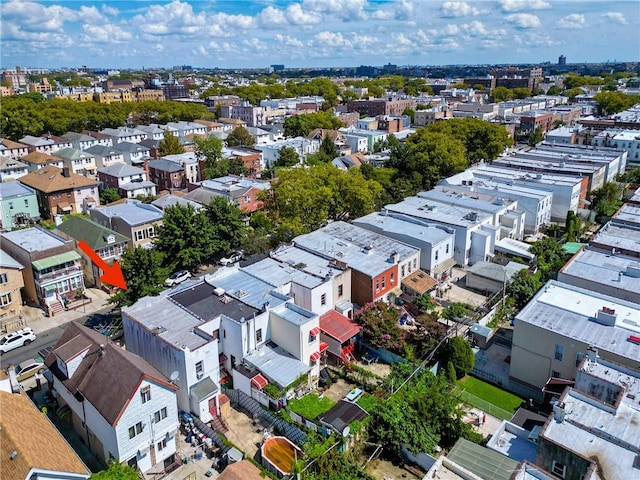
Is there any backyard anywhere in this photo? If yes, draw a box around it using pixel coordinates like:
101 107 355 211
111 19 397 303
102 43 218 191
287 393 335 420
456 376 524 420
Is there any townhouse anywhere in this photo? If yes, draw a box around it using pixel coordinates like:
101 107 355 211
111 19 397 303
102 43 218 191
0 156 28 181
112 142 151 166
0 250 25 328
254 138 320 169
186 175 270 213
147 159 186 191
0 182 40 230
84 144 126 169
19 134 72 155
98 163 156 199
61 131 106 151
1 227 84 315
100 127 148 145
20 151 65 172
55 147 98 177
19 166 99 218
55 216 128 290
45 322 180 474
0 138 29 160
90 200 163 249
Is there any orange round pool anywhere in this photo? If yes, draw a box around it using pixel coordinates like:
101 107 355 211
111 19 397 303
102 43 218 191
261 436 303 477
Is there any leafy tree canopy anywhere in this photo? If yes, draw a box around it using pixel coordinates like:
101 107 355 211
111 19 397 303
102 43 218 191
225 125 255 147
109 247 169 308
91 461 139 480
593 91 638 116
99 187 121 205
283 111 344 138
205 196 248 253
275 146 300 167
158 130 185 156
440 337 474 379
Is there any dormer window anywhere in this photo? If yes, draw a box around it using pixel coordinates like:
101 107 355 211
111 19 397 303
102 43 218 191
140 385 151 403
106 234 115 244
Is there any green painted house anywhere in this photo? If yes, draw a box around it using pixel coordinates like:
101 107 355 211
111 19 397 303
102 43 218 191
0 182 40 231
55 216 129 290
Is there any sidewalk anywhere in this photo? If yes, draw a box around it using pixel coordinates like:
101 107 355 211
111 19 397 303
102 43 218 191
20 288 113 335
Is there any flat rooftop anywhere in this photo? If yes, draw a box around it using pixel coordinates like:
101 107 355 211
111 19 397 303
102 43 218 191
1 227 66 252
384 195 493 228
270 245 346 279
559 247 640 298
494 156 602 176
242 257 324 289
205 268 288 311
472 164 583 187
320 221 419 260
271 302 317 327
590 223 640 256
418 188 515 214
354 211 454 245
91 200 163 225
612 203 640 228
441 177 553 202
170 281 259 321
244 343 310 388
516 280 640 362
294 229 398 277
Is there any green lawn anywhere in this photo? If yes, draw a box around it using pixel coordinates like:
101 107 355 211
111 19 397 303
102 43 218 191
457 376 524 413
287 394 336 420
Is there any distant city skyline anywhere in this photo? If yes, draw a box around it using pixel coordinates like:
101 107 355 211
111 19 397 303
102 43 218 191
1 0 638 70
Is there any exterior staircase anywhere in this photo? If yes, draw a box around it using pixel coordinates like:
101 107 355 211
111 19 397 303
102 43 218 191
210 415 228 434
48 300 65 316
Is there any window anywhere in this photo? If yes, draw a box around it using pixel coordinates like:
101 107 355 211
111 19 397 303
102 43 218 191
0 292 12 306
8 202 13 210
390 272 394 284
135 230 144 242
413 259 417 269
154 407 167 423
381 276 386 289
375 280 380 292
256 328 262 343
446 244 449 254
435 250 439 260
195 361 204 378
129 422 143 439
321 293 327 306
551 461 566 478
554 344 564 361
575 352 584 367
551 370 560 378
157 439 167 451
401 265 406 277
140 386 151 403
0 273 7 284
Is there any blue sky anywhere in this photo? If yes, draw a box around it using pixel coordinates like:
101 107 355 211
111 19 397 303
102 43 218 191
1 0 638 69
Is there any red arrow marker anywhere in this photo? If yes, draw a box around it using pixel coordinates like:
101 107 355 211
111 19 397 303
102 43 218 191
77 240 128 290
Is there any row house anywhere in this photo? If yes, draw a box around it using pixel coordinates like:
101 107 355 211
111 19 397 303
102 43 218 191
166 121 207 137
62 131 106 151
1 227 84 315
100 127 148 145
220 104 267 127
147 159 186 191
137 124 166 141
55 148 98 177
45 322 180 474
220 147 262 178
0 138 29 160
0 182 40 231
20 151 64 172
113 142 151 166
0 156 28 181
90 200 163 249
254 138 320 169
187 175 270 213
81 130 114 147
193 119 227 134
346 98 415 117
292 222 419 306
0 250 25 329
98 163 156 199
56 216 128 290
84 145 126 169
19 134 72 155
161 152 201 185
19 166 99 219
339 127 389 153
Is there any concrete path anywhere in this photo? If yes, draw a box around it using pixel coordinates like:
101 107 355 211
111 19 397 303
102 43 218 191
20 288 112 335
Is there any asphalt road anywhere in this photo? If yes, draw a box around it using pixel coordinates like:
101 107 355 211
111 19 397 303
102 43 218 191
0 306 115 369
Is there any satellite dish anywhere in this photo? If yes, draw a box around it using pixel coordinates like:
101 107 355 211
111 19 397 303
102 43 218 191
170 371 179 382
342 426 350 437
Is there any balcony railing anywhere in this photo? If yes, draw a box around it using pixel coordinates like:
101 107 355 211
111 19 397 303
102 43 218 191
35 266 82 282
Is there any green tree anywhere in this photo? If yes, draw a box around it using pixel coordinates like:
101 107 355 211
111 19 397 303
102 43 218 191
413 293 437 314
565 87 584 100
158 130 185 156
99 187 121 205
402 108 415 123
564 210 581 242
507 269 543 310
528 127 545 147
205 196 247 253
275 146 300 167
225 126 255 147
547 85 562 95
154 204 217 271
589 182 623 217
91 461 139 480
194 135 224 179
512 87 532 99
442 302 470 321
593 91 638 115
283 111 344 138
440 337 474 379
446 361 458 384
492 86 514 102
354 301 405 350
109 247 169 308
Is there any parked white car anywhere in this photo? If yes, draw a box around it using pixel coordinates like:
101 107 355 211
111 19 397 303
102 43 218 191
165 270 192 287
0 328 37 354
219 251 243 266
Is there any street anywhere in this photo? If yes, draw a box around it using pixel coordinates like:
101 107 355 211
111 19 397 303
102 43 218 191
0 305 114 368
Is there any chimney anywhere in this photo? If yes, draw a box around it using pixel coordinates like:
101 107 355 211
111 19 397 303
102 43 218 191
62 167 70 177
144 158 150 181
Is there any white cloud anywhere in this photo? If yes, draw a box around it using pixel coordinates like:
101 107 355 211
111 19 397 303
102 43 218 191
259 6 289 26
2 0 73 33
81 23 133 43
77 6 106 25
393 33 413 46
286 3 322 25
314 31 351 47
302 0 368 21
275 34 305 48
394 0 415 21
440 1 480 18
557 14 586 29
601 12 628 25
101 4 119 16
134 1 207 36
499 0 550 13
506 13 541 29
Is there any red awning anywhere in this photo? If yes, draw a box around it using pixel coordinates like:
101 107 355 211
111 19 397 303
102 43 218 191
319 342 329 352
251 374 268 390
309 327 321 336
310 352 321 362
219 353 228 364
